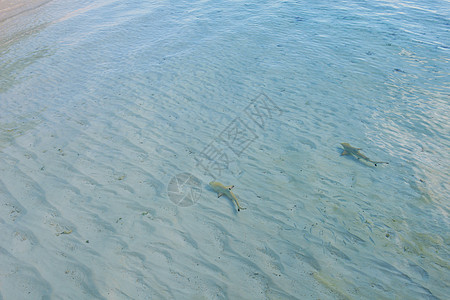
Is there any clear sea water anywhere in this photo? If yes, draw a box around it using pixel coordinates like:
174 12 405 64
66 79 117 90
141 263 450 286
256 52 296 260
0 0 449 299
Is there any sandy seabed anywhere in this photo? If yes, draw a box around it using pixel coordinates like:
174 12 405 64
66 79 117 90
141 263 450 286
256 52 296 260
1 0 448 299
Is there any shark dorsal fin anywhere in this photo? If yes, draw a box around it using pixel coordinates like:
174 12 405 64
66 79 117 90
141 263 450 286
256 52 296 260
226 185 234 190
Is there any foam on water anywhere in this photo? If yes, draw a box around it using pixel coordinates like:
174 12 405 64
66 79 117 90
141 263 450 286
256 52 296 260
0 0 449 299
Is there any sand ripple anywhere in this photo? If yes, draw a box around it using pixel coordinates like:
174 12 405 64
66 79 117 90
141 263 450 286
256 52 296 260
1 0 448 299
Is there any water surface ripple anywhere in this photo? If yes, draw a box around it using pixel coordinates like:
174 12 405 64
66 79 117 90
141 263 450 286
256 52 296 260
0 0 448 299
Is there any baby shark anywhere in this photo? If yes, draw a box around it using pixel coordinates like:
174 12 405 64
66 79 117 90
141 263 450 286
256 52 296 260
340 143 389 166
209 181 246 212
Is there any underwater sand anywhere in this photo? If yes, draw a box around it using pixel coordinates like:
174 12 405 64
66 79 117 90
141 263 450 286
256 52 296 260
0 0 449 299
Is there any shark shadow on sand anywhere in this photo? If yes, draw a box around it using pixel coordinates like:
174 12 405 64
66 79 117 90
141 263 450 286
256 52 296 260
340 143 389 166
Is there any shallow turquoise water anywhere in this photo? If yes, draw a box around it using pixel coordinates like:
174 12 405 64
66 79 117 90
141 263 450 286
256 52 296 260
0 0 449 299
